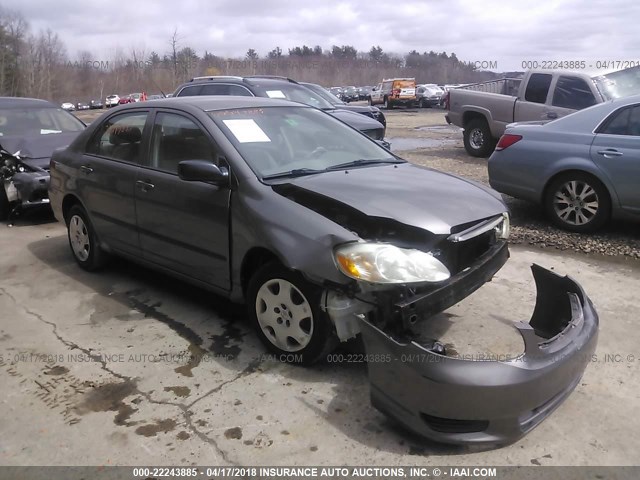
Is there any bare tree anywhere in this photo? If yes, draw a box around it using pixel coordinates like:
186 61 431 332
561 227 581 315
169 27 181 81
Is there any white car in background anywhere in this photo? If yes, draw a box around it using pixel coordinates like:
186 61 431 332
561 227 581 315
416 84 442 108
60 102 75 111
105 94 120 108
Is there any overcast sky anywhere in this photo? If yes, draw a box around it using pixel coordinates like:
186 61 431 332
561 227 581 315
14 0 640 73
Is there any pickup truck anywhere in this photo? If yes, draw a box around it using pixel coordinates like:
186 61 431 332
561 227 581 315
445 68 640 156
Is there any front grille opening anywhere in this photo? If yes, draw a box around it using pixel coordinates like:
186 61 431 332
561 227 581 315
420 413 489 434
29 190 49 202
440 230 495 274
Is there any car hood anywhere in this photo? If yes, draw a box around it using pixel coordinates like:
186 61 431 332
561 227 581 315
327 109 384 131
335 104 377 115
275 163 506 235
0 132 80 168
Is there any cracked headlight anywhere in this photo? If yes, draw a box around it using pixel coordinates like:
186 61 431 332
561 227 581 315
334 243 450 284
495 212 510 240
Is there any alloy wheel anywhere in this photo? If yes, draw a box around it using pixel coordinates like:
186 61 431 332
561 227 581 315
553 180 599 226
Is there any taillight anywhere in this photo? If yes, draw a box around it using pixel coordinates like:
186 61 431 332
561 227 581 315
49 158 56 170
444 91 450 110
495 134 523 151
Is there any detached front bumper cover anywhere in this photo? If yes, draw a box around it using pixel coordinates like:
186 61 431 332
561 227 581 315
360 264 599 445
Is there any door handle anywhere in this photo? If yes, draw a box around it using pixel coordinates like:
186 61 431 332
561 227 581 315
80 165 93 174
545 111 558 119
597 149 623 158
136 180 155 191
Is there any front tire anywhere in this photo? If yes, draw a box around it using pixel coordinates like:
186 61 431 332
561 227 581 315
66 205 107 271
247 262 337 365
463 118 494 157
544 173 611 233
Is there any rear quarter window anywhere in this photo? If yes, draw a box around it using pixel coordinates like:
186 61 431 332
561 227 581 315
176 85 203 97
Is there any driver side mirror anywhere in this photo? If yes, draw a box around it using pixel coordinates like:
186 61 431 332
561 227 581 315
178 160 229 186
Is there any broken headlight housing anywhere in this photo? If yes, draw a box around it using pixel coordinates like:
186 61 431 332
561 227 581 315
334 243 450 284
1 154 29 178
495 212 510 240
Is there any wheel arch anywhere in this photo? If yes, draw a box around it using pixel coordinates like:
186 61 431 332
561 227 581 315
239 247 282 297
462 109 491 129
61 194 87 225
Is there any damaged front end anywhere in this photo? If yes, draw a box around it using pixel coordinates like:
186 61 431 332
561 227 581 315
320 214 598 445
359 264 598 445
0 147 50 221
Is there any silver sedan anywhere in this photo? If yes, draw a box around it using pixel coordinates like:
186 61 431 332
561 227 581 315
488 94 640 232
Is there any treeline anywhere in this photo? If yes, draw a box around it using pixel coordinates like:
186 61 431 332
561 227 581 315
0 7 499 102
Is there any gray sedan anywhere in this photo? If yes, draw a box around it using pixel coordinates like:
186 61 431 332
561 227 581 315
49 96 598 445
489 94 640 232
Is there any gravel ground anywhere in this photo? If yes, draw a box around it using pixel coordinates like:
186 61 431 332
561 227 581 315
382 107 640 260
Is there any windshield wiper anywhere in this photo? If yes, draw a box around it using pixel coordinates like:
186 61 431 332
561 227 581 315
262 168 325 180
325 158 405 171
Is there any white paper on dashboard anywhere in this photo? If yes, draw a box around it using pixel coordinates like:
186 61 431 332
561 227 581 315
265 90 286 99
222 119 271 143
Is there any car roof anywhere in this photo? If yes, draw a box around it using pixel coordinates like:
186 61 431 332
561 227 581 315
182 76 299 87
117 95 304 111
0 97 58 109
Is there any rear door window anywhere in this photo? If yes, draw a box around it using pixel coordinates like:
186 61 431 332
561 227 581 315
599 105 640 136
524 74 552 104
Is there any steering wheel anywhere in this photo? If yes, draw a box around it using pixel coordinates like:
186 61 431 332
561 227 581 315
306 146 328 160
243 145 280 170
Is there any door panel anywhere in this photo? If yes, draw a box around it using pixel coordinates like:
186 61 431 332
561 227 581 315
79 111 149 255
590 105 640 212
515 73 554 121
134 111 231 289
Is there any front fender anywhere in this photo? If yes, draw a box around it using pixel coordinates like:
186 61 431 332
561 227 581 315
540 158 618 206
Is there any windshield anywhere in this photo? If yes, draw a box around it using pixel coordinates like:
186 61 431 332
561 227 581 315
0 107 85 137
252 83 334 110
210 106 399 179
594 66 640 100
302 83 344 106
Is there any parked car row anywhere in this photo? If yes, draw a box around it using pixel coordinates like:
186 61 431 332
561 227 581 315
61 99 104 111
328 86 373 102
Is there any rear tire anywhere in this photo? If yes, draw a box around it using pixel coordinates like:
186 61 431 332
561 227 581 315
66 205 107 271
544 172 611 233
247 262 338 365
463 118 494 157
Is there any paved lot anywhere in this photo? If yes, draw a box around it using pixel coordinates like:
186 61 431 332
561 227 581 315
1 108 639 466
